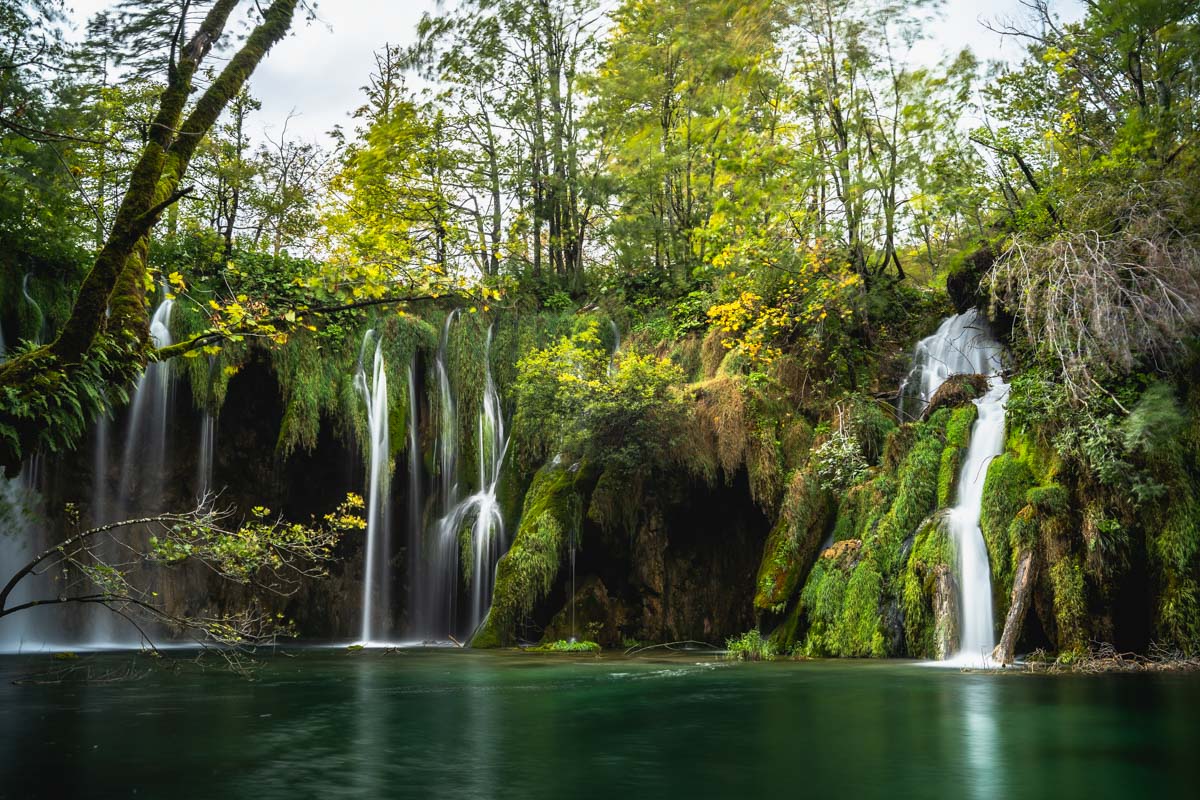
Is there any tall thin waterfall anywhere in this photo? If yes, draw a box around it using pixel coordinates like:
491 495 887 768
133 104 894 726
417 311 462 638
88 291 176 646
902 310 1008 666
355 330 391 644
436 311 460 513
196 356 219 502
0 470 42 652
405 357 429 635
0 320 7 360
21 273 46 344
116 293 176 507
947 379 1009 665
433 325 509 637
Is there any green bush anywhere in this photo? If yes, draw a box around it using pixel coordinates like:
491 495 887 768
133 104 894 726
725 628 776 661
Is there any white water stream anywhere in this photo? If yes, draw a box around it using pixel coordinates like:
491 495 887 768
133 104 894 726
356 330 392 644
903 310 1008 666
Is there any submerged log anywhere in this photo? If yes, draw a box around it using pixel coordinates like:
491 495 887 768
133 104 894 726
992 547 1038 665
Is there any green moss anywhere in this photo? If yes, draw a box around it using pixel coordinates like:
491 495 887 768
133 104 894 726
1145 488 1200 653
753 469 831 611
470 461 590 647
831 471 895 543
798 540 886 658
901 517 955 658
530 639 601 653
1049 556 1088 653
1026 483 1070 515
980 454 1035 619
937 447 962 508
945 404 978 449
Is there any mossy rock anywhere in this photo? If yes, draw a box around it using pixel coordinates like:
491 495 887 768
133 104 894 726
901 515 958 659
541 575 627 648
1049 555 1089 653
1026 483 1069 515
925 375 988 420
980 454 1035 620
471 460 592 647
753 469 832 612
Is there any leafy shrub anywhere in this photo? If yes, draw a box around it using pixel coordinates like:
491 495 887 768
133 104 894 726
725 628 776 661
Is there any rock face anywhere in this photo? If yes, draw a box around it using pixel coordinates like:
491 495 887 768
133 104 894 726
542 576 627 647
932 564 960 660
924 374 989 420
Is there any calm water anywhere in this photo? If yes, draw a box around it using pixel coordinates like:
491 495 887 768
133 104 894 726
1 649 1197 798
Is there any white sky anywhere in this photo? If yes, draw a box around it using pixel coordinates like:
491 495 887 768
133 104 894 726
62 0 1084 147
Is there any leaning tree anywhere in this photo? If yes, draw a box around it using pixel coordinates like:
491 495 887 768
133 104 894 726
0 0 303 475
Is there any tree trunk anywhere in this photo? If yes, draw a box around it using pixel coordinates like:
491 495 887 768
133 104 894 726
992 547 1038 666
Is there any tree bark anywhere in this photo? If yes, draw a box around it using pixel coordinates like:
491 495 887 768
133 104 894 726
992 547 1038 666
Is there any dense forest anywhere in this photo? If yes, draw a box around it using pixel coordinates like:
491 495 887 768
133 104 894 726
0 0 1198 669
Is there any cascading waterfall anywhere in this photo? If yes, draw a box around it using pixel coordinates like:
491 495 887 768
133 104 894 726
902 309 1008 666
0 470 43 652
355 330 392 644
0 320 7 360
88 290 176 647
432 325 509 638
405 357 429 636
417 311 462 638
197 412 216 502
115 292 176 510
947 379 1009 665
436 311 460 513
898 309 999 421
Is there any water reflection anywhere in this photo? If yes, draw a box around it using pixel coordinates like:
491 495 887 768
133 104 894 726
0 653 1198 799
962 676 1001 799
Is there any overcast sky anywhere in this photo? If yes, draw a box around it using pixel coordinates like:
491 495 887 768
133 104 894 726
61 0 1084 147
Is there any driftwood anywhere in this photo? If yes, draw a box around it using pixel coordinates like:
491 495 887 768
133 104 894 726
992 547 1038 665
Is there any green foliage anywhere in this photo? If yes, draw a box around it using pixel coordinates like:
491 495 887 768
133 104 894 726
471 463 587 647
1049 557 1088 654
531 639 601 653
724 628 776 662
979 454 1035 611
813 433 869 493
511 321 687 475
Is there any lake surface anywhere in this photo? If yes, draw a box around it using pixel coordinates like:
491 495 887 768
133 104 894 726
1 649 1197 798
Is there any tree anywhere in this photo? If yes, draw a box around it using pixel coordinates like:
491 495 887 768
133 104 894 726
0 0 303 474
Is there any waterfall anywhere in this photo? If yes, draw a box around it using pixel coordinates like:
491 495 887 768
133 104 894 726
947 379 1009 666
116 292 176 508
898 309 1000 420
88 291 176 647
903 310 1008 666
197 412 216 502
432 324 509 638
405 357 429 637
355 330 392 644
196 356 219 503
436 311 460 513
0 320 7 361
21 272 46 344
